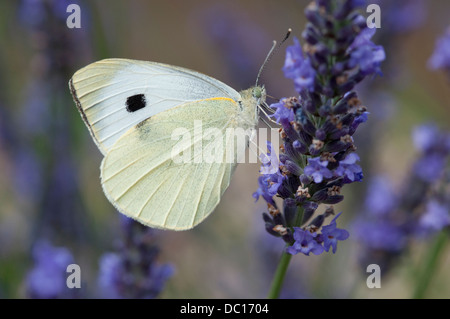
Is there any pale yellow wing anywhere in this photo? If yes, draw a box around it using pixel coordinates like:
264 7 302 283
100 98 241 230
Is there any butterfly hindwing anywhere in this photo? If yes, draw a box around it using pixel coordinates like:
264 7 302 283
100 98 239 230
70 58 241 155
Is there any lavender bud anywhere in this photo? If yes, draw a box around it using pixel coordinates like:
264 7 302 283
318 104 331 117
333 100 349 114
265 223 281 237
300 174 312 186
302 201 318 223
293 139 308 154
309 214 325 228
315 128 327 141
332 62 345 75
311 188 329 201
340 113 356 126
323 195 344 204
285 160 302 176
302 23 320 45
324 140 348 153
337 80 355 94
329 126 349 140
299 129 313 146
303 99 317 114
284 200 297 226
277 181 293 199
262 212 273 224
304 3 323 29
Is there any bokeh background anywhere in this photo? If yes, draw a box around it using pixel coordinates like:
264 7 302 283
0 0 449 298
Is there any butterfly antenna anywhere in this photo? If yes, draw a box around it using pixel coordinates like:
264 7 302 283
255 28 292 87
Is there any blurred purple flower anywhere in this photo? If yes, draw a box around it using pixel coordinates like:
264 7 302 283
428 27 450 71
26 241 76 299
414 153 446 182
364 176 398 216
97 253 123 299
373 0 427 33
412 124 440 152
354 219 406 252
412 124 449 182
192 3 268 88
97 217 174 299
418 200 450 233
18 0 46 28
13 148 43 202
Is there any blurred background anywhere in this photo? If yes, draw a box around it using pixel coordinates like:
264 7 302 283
0 0 449 298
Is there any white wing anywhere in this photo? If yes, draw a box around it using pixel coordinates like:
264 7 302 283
69 58 240 155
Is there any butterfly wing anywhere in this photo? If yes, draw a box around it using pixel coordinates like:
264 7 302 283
100 97 242 230
69 58 240 155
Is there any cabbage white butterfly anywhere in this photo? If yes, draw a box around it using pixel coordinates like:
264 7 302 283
69 36 287 230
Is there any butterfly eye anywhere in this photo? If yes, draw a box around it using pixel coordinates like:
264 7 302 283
252 87 262 99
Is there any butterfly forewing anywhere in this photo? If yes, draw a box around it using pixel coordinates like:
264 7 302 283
70 58 241 155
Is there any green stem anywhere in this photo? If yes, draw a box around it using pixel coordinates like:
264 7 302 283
267 207 304 299
412 231 448 299
267 250 292 299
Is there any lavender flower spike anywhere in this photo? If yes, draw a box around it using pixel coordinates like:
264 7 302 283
255 0 384 255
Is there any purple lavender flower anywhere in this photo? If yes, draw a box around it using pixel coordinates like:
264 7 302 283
350 111 369 134
283 37 316 92
260 141 281 175
286 228 324 256
428 27 450 71
321 213 350 253
334 153 363 182
270 99 295 124
97 217 174 299
255 0 383 257
253 173 283 206
304 157 333 183
348 28 386 76
254 142 284 205
26 241 76 299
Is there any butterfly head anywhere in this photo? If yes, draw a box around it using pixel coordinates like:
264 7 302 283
252 85 266 105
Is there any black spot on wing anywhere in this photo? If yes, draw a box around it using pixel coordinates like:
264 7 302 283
126 94 146 112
